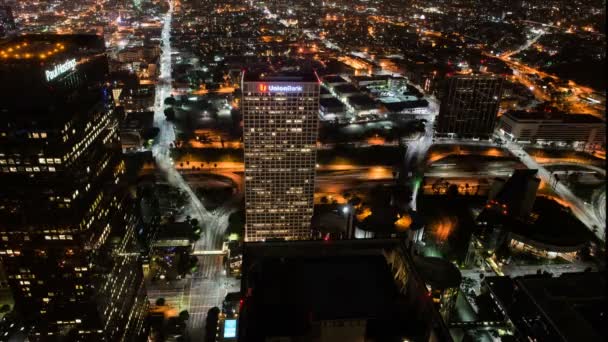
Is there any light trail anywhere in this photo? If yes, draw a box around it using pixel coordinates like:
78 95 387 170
500 29 545 59
505 142 605 241
148 1 237 338
151 0 232 252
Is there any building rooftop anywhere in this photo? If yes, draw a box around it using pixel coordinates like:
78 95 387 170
0 34 105 62
516 272 606 341
333 84 359 94
382 99 429 112
243 70 319 83
319 97 346 109
350 75 391 83
348 94 377 109
121 111 154 131
322 74 348 84
413 256 462 290
239 239 453 341
505 110 605 124
486 272 606 342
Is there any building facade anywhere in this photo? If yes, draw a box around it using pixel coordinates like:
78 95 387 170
0 35 147 341
241 72 320 242
498 110 606 149
436 74 504 139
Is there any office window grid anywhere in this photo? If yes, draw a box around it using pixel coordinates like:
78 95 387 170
437 76 504 139
242 82 319 242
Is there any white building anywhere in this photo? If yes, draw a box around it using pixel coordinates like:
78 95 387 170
498 111 605 149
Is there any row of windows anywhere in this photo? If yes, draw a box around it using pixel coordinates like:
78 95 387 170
0 157 61 165
1 166 57 173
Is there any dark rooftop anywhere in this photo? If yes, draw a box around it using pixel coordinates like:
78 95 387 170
319 97 346 110
240 239 453 341
121 111 154 131
348 94 377 109
516 272 607 342
350 75 391 82
243 70 319 83
322 74 348 84
333 84 359 94
505 110 605 124
383 99 429 112
413 256 462 290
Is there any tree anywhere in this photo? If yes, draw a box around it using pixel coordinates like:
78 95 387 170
164 96 176 106
320 196 329 204
179 310 190 322
204 307 221 342
164 107 176 121
142 127 160 140
190 218 199 228
155 298 166 306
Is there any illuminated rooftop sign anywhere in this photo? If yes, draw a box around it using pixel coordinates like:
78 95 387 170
258 83 303 93
45 58 76 82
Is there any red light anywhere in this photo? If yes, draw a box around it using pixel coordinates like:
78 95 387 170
323 233 330 241
258 83 268 92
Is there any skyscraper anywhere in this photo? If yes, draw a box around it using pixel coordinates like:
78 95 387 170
0 35 147 341
241 72 320 242
436 74 504 139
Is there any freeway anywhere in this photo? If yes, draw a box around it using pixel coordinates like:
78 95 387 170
500 29 545 59
505 142 605 241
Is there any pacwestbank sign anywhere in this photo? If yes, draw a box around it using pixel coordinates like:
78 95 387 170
45 58 77 82
258 83 303 93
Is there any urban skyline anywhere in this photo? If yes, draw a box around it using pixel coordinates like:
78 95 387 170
0 0 605 341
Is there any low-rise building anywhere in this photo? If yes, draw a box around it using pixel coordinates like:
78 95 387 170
482 272 606 342
322 75 348 89
498 111 606 149
346 94 380 116
319 98 347 121
120 111 155 152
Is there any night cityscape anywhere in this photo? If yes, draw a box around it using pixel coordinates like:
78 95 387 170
0 0 605 341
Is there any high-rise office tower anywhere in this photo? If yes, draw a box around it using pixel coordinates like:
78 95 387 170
241 72 320 242
436 74 504 139
0 35 147 341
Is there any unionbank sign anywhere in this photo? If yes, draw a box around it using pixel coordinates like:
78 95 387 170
45 58 77 82
258 83 303 93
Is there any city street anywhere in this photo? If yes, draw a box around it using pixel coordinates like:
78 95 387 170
146 255 240 339
147 0 237 337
